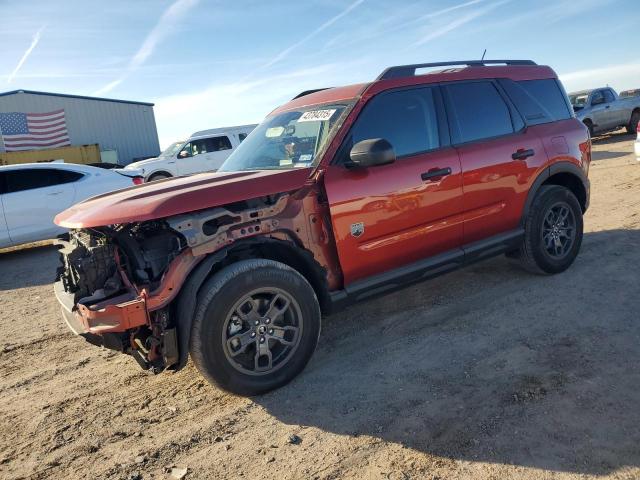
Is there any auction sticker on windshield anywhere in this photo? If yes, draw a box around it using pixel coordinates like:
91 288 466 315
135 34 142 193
298 109 336 122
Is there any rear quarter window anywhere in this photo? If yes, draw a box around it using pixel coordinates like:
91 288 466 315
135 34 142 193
499 79 572 126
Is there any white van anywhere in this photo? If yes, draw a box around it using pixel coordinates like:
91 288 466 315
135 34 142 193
125 124 257 181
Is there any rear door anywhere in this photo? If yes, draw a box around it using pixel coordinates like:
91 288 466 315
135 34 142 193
3 168 77 244
0 173 11 248
202 135 233 171
324 85 464 284
442 80 547 244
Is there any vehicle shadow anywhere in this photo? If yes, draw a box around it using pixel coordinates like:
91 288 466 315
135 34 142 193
592 129 635 146
254 228 640 475
0 243 59 291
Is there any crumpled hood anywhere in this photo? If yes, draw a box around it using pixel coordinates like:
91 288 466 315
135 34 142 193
55 168 313 228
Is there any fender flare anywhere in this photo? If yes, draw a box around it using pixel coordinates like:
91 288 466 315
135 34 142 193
170 249 228 371
520 161 590 226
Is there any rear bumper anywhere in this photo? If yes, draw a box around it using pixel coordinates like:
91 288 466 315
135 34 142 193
54 280 149 335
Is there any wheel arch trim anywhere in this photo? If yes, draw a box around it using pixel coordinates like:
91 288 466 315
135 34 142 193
520 161 589 227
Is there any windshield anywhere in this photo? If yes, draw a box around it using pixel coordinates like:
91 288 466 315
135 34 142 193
219 105 347 172
160 141 185 158
569 93 590 107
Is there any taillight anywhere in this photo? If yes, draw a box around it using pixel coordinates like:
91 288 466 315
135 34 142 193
637 120 640 133
132 176 144 185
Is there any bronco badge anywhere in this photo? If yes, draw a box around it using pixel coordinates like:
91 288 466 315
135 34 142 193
350 222 365 238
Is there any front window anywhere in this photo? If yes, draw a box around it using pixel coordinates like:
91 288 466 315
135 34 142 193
159 141 185 158
219 104 348 172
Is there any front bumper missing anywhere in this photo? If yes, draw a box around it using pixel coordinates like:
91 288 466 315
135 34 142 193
54 280 149 335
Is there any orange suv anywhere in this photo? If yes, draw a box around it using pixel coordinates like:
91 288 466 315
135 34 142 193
54 60 590 395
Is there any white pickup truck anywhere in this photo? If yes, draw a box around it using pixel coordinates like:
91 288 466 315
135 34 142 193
569 87 640 136
125 124 257 181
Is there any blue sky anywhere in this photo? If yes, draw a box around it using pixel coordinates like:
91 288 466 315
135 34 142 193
1 0 639 148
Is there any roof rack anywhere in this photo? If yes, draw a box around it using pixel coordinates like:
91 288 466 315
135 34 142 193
291 88 330 100
377 60 537 80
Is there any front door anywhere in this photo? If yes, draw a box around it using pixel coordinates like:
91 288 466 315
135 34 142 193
177 136 234 175
324 86 464 284
589 90 613 132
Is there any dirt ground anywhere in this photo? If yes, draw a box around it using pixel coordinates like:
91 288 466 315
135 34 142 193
1 132 639 480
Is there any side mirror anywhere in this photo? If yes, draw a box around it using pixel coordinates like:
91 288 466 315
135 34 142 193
591 96 604 106
178 150 189 158
348 138 396 168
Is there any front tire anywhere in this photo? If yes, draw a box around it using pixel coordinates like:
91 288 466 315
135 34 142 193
515 185 583 275
148 172 171 182
190 259 321 396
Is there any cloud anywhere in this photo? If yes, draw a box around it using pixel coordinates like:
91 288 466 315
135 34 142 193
94 0 199 95
7 26 45 83
559 62 640 93
413 0 509 46
419 0 485 19
259 0 365 70
321 0 490 52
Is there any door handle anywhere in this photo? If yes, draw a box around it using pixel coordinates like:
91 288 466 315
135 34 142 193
47 191 63 196
605 105 610 109
512 148 535 160
421 167 452 182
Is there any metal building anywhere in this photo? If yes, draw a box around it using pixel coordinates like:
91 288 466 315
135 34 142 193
0 89 161 164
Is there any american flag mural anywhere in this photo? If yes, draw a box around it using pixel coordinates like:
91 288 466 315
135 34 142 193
0 109 71 152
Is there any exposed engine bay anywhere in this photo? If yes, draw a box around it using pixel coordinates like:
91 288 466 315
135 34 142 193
56 222 186 372
57 222 185 304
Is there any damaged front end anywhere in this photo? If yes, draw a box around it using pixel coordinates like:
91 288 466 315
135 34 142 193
53 191 336 375
55 223 186 373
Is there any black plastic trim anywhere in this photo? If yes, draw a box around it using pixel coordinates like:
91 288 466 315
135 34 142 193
520 162 590 225
330 229 524 310
171 251 227 371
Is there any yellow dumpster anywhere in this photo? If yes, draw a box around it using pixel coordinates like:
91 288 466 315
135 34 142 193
0 144 101 166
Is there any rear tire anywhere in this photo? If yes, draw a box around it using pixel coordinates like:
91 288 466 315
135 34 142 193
190 259 321 396
515 185 583 275
627 110 640 134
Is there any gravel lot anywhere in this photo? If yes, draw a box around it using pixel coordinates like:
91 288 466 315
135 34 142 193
1 132 639 480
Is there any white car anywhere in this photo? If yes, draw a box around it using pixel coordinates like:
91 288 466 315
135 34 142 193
125 124 257 182
0 163 142 249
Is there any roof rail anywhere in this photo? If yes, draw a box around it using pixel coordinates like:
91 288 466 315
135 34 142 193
291 88 330 100
377 59 537 80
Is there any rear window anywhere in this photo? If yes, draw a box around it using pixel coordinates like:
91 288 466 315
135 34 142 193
501 79 572 125
4 169 83 194
443 81 515 144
